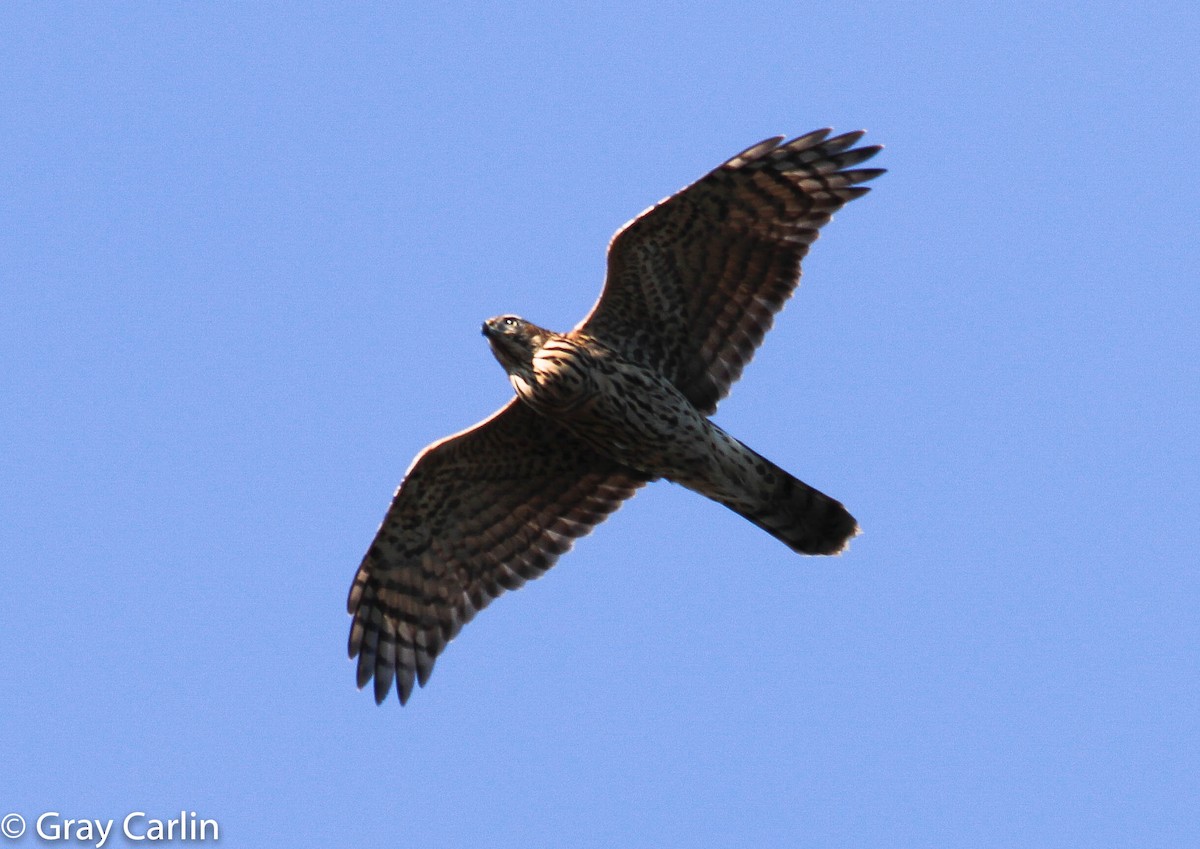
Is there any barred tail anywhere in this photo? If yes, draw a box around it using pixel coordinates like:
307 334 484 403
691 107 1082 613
695 436 858 555
725 465 858 555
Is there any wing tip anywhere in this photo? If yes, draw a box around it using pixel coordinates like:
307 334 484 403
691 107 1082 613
780 127 833 150
722 135 786 168
844 167 887 185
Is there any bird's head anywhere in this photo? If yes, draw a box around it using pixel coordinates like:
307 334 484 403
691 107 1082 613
482 315 552 379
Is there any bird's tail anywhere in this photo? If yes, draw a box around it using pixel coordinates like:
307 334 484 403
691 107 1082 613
729 469 858 555
699 438 859 555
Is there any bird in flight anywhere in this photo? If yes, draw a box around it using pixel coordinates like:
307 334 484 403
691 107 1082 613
349 128 884 704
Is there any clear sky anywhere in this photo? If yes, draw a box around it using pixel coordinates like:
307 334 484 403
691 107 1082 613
3 3 1197 847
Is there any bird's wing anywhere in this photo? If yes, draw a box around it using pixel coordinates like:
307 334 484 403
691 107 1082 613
577 129 883 414
348 399 650 704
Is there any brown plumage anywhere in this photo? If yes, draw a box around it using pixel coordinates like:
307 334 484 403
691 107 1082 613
349 129 884 703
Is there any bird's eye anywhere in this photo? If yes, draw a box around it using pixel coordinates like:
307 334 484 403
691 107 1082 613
503 317 518 327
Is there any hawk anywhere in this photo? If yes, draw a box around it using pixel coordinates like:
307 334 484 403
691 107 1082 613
349 129 884 704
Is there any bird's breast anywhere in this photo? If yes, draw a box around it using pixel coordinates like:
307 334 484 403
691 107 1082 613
549 354 719 480
514 339 722 482
512 339 598 415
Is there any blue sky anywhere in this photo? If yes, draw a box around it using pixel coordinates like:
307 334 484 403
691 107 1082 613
2 3 1197 847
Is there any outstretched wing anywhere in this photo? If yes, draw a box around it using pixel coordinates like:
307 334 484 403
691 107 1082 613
348 399 650 704
578 129 883 414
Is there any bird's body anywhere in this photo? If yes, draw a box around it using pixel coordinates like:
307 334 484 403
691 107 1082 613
349 129 885 704
486 318 856 555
